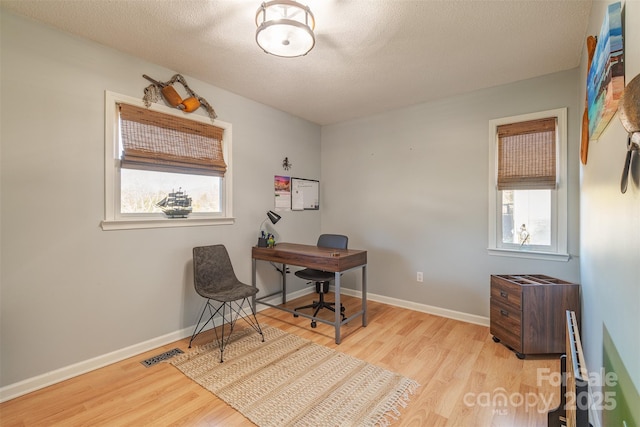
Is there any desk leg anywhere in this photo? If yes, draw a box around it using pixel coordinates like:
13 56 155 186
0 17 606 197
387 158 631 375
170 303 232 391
334 271 341 344
362 265 368 327
282 263 287 304
252 258 257 312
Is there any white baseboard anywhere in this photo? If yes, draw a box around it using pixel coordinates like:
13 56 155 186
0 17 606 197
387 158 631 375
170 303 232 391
0 288 487 403
0 325 195 403
336 287 490 327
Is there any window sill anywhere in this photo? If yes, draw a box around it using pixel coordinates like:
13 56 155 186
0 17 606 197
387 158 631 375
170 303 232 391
488 248 571 262
101 217 235 231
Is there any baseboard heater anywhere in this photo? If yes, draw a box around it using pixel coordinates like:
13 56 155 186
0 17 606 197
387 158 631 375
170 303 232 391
548 310 593 427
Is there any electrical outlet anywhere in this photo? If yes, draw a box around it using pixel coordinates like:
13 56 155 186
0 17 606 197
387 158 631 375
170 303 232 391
417 272 423 282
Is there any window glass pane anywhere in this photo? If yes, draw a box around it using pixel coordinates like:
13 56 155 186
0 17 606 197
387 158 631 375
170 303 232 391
501 190 551 246
120 169 221 214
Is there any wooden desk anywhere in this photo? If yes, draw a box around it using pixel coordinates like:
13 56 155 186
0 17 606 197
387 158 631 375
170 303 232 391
252 243 367 344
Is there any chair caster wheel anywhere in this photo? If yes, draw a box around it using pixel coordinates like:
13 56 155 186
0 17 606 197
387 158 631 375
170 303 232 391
340 306 345 312
293 313 299 318
311 321 317 328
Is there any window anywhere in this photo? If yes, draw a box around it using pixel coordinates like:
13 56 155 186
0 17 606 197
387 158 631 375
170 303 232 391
102 91 234 230
488 108 568 261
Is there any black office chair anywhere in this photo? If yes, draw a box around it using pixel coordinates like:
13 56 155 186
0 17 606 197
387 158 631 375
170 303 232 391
293 234 348 328
189 245 264 362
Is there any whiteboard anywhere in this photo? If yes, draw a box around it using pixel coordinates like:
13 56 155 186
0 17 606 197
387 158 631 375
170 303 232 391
291 178 319 210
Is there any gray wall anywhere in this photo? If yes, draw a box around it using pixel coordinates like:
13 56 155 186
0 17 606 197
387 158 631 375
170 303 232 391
0 11 321 388
321 70 581 317
579 0 640 403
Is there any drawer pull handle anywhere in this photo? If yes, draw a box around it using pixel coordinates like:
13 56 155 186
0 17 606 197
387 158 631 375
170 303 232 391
500 291 508 298
500 309 509 317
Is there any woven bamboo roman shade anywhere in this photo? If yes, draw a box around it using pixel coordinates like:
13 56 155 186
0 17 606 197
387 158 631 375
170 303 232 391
119 103 226 176
497 117 557 190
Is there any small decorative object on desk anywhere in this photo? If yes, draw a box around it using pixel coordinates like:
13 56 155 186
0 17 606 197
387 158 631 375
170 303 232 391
258 231 276 247
156 188 192 218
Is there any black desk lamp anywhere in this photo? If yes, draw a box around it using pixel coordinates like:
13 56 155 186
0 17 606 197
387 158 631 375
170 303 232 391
258 210 281 247
266 210 281 225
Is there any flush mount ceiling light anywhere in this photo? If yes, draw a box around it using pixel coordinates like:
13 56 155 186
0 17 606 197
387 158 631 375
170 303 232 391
255 0 315 58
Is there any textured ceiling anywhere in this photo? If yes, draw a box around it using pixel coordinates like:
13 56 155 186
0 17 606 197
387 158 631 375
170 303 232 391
1 0 592 125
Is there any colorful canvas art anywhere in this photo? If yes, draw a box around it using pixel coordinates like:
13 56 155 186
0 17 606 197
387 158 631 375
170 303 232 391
587 1 624 141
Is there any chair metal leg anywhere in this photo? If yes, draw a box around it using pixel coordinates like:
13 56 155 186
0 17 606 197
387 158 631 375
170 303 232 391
189 299 216 348
215 297 264 362
189 297 265 362
216 298 266 362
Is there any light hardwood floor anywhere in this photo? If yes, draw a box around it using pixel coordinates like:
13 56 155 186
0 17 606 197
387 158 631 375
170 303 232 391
0 295 561 426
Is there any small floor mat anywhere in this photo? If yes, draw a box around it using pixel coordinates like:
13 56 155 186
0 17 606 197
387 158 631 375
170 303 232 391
141 348 184 367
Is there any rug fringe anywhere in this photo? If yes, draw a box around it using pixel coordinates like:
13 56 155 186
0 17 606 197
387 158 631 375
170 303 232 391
375 379 420 427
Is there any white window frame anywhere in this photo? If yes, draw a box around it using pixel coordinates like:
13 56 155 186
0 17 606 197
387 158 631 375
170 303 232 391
488 107 569 261
101 91 234 230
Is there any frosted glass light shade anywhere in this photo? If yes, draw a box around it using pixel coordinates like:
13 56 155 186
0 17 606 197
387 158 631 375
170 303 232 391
256 0 315 58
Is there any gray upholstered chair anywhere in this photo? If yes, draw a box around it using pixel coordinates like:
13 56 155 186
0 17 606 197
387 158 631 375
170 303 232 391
293 234 348 328
189 245 264 362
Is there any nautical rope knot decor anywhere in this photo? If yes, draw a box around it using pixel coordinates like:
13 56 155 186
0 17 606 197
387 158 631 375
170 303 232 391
142 74 218 123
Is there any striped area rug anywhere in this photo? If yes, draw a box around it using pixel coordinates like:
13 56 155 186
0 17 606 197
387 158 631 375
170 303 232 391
170 325 419 426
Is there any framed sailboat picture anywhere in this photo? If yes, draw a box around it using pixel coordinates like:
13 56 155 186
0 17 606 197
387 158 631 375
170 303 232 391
587 1 624 141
